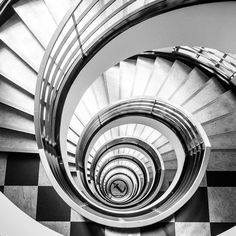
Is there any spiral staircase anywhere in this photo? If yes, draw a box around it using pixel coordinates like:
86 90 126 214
0 0 236 235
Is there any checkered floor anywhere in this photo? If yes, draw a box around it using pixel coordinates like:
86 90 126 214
0 151 236 236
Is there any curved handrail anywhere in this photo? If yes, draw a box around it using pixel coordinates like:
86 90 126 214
148 46 236 89
34 0 215 227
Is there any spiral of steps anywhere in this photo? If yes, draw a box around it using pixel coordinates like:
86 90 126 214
0 0 236 235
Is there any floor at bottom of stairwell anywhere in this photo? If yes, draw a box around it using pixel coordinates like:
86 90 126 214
0 152 236 236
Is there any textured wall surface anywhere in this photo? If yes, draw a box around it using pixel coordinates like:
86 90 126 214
0 151 236 236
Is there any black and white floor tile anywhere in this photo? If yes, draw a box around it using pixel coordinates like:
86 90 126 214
0 152 236 236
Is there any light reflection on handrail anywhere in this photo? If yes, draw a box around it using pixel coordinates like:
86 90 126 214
34 0 215 227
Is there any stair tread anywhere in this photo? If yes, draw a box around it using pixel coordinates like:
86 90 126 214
13 0 57 48
144 57 172 97
207 149 236 171
183 78 226 113
157 60 192 100
0 76 34 115
92 76 109 110
203 111 236 139
158 142 173 154
193 90 236 124
0 103 34 134
0 128 37 152
209 131 236 149
132 57 154 96
0 44 37 94
120 59 136 99
170 67 209 105
104 64 120 104
0 14 44 72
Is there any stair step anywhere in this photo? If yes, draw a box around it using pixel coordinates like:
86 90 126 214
157 60 192 100
209 131 236 149
0 128 37 152
193 90 236 124
67 128 79 144
132 57 154 96
104 64 120 104
69 164 76 172
153 135 168 149
158 142 173 154
13 0 57 48
144 57 172 97
68 156 76 164
202 110 236 136
67 141 76 154
183 78 226 113
92 76 109 109
81 84 100 118
170 67 209 105
0 103 34 134
70 115 84 137
163 159 177 169
0 75 34 115
120 59 136 99
161 150 176 161
0 44 37 94
207 149 236 171
44 0 75 24
0 14 44 71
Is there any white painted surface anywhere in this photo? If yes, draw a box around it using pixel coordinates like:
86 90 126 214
218 226 236 236
0 192 63 236
61 2 236 158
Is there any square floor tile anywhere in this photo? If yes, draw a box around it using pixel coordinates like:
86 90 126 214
141 222 175 236
4 186 38 218
175 223 210 236
36 186 71 221
207 171 236 187
70 222 105 236
105 227 140 236
5 153 39 186
40 221 70 236
210 223 236 236
70 209 87 222
175 187 209 222
208 187 236 223
0 153 7 185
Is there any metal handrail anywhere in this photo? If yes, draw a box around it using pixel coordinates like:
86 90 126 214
73 97 210 216
150 46 236 87
35 0 214 227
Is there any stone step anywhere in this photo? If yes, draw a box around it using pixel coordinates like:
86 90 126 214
132 57 154 96
0 74 34 115
0 128 37 153
170 67 209 105
13 0 57 48
0 44 37 95
0 14 44 71
144 56 172 97
157 60 192 100
0 103 34 134
183 78 226 113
